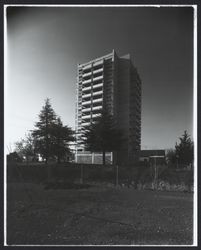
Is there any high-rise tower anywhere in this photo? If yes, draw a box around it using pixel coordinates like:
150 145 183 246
75 50 141 165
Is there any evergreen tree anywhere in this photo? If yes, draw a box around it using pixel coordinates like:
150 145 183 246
175 130 194 166
83 111 123 165
52 117 75 163
166 148 177 167
32 98 57 163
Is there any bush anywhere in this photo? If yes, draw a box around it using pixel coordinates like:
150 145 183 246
158 168 180 184
184 170 194 187
139 167 153 184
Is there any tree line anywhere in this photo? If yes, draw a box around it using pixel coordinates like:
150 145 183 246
7 98 194 168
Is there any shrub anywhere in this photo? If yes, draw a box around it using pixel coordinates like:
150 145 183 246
184 170 194 187
158 168 180 184
139 168 153 184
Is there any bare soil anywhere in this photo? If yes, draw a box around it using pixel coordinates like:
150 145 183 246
6 182 193 245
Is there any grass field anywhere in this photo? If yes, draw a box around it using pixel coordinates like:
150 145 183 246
6 182 193 245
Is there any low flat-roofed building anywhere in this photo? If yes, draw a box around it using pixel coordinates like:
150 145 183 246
140 150 166 165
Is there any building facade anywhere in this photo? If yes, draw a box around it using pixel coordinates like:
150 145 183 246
75 50 141 165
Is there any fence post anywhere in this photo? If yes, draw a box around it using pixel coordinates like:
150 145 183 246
116 165 119 187
80 164 83 184
154 157 158 190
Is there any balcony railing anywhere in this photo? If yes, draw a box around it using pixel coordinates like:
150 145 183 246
82 86 91 92
93 75 103 82
83 72 92 78
82 114 91 119
93 83 103 90
82 122 90 126
92 98 103 104
83 64 92 71
82 93 91 99
93 68 103 75
92 90 103 97
92 113 101 118
83 79 91 85
93 60 103 67
82 100 91 106
92 105 102 111
82 107 91 112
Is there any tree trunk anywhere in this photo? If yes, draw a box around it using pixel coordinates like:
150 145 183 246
102 150 106 165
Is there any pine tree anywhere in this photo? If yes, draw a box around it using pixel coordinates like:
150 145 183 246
32 98 57 163
83 111 123 165
52 117 75 163
175 130 194 166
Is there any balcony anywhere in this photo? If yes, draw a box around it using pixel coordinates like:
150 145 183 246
82 99 91 104
82 122 90 126
81 110 90 116
92 90 103 97
93 83 103 90
82 100 91 106
93 60 103 67
76 127 83 132
83 71 92 78
93 68 103 75
82 86 91 92
82 93 91 99
92 98 103 104
92 113 101 118
83 64 92 71
82 114 91 120
93 75 103 82
82 107 91 112
93 95 103 102
76 140 84 145
83 79 91 85
76 133 83 139
92 105 102 111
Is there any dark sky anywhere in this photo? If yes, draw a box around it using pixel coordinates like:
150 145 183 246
5 6 194 151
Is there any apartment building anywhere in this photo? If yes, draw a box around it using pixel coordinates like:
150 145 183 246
75 50 141 165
